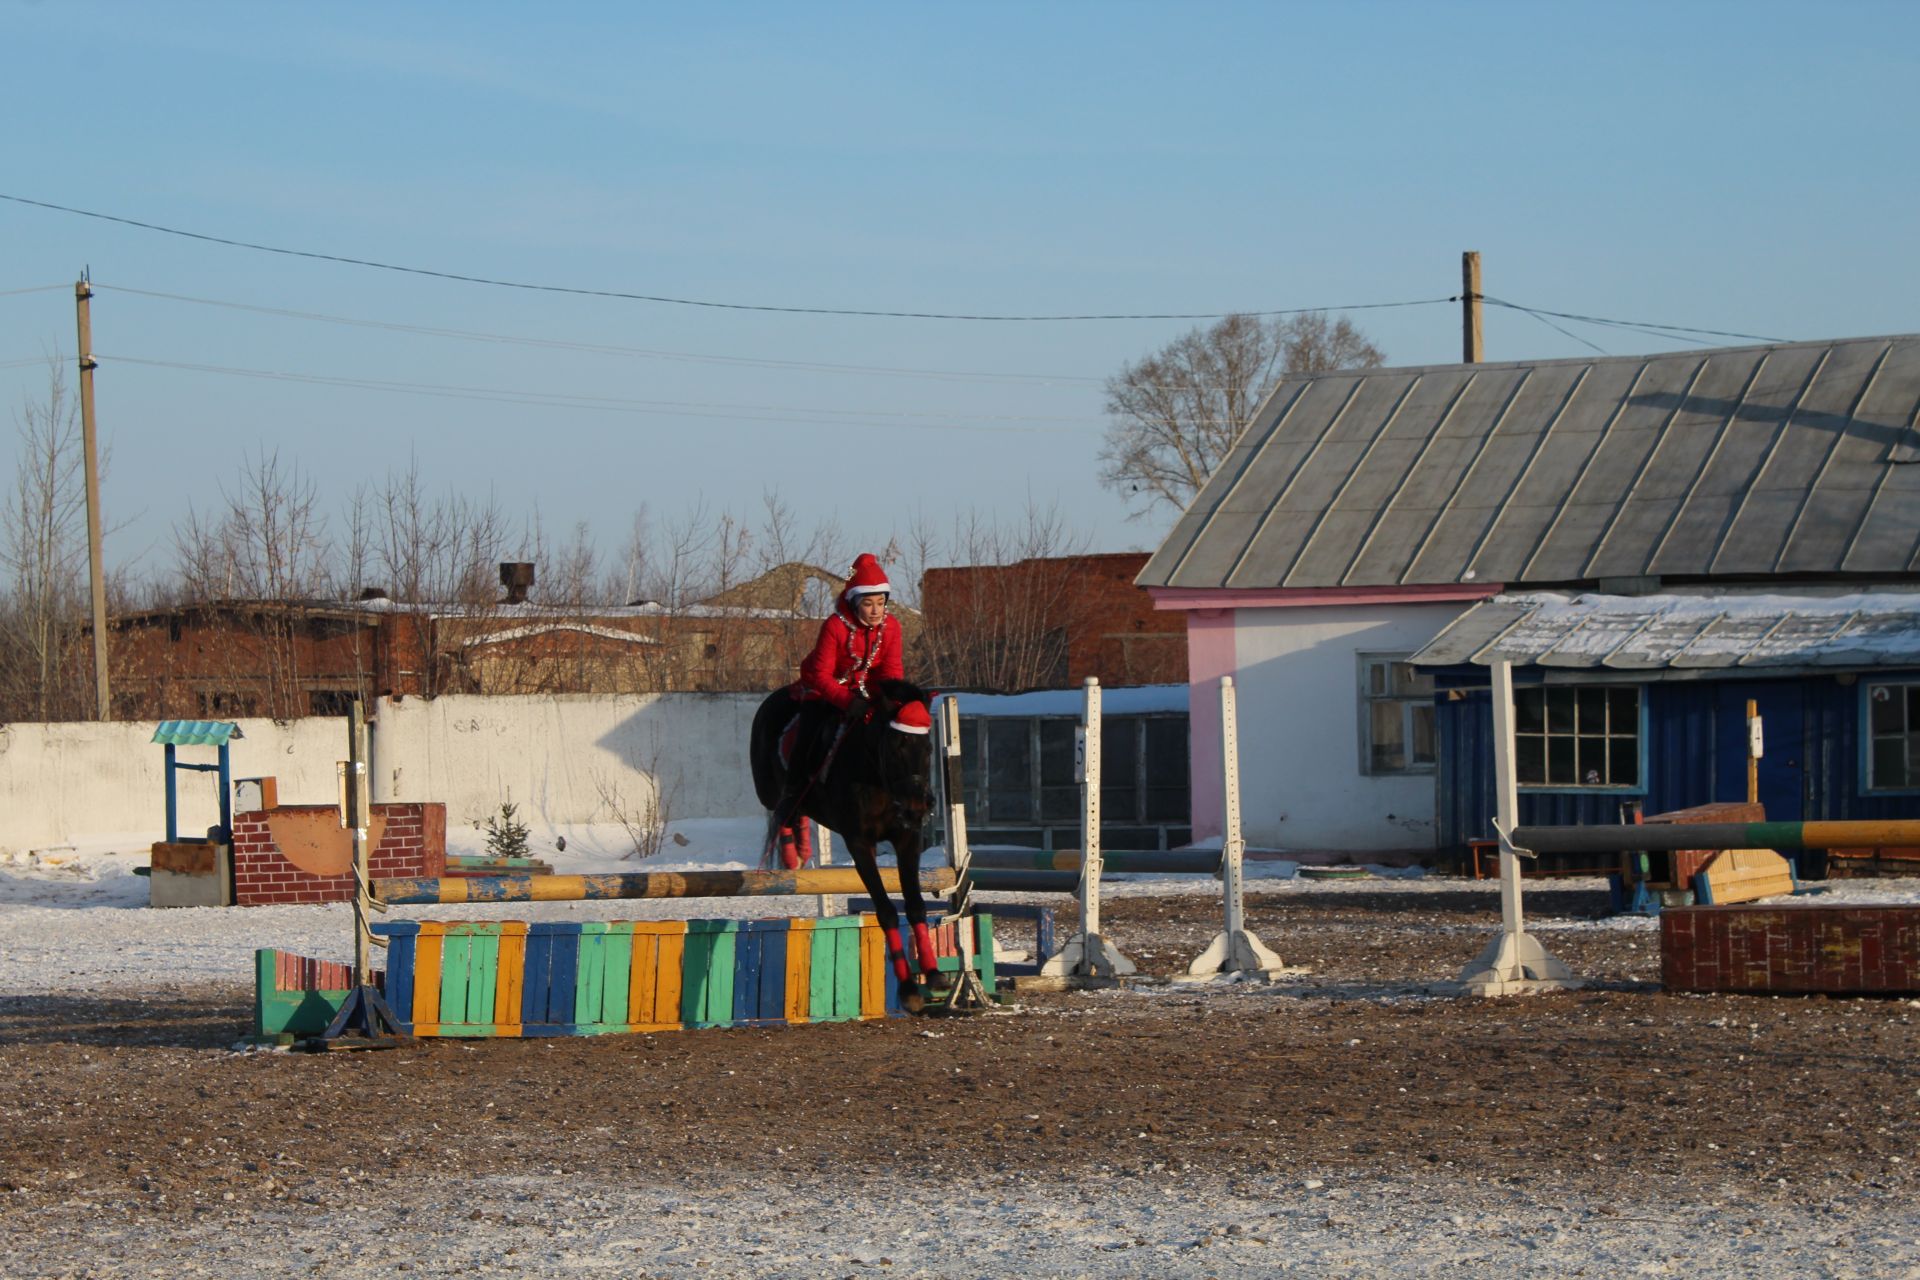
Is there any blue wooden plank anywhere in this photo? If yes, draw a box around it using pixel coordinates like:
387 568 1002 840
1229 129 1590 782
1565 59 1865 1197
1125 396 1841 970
371 921 418 1030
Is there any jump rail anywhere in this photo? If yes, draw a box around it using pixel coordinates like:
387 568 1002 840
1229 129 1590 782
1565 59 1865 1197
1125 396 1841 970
374 866 959 906
1511 820 1920 856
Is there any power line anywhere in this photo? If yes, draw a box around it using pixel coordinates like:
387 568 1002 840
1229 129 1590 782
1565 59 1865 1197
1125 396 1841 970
0 284 68 298
100 353 1101 434
1482 297 1784 345
2 192 1456 323
97 284 1106 386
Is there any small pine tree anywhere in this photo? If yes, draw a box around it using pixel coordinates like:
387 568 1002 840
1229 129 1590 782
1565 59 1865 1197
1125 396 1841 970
483 800 531 859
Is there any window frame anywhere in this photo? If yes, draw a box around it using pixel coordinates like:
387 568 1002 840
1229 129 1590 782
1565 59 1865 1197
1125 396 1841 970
959 711 1191 839
1511 681 1648 795
1356 653 1438 777
1861 679 1920 795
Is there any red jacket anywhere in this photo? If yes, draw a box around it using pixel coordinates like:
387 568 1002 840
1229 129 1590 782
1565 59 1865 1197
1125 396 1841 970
795 607 904 710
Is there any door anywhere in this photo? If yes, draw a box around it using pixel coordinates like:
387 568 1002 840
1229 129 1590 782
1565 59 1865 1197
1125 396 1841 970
1718 682 1805 821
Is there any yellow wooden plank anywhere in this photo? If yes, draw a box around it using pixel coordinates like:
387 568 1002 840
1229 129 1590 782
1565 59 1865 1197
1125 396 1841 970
859 918 885 1020
785 919 813 1024
413 922 444 1035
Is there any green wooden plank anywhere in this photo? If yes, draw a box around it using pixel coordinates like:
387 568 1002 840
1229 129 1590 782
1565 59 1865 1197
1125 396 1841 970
440 935 472 1028
471 933 500 1031
599 922 635 1029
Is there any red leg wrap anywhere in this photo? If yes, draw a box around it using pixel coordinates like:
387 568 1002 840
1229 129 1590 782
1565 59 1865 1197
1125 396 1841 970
884 926 912 983
777 826 801 871
912 922 939 975
795 816 812 865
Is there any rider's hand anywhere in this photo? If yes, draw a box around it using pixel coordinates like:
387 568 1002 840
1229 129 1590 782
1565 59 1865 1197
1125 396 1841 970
842 693 871 722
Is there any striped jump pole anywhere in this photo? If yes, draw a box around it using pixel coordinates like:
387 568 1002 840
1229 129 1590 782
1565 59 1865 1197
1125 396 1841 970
966 849 1224 875
374 866 959 907
1458 660 1579 997
1511 819 1920 855
1186 675 1291 979
1041 678 1136 978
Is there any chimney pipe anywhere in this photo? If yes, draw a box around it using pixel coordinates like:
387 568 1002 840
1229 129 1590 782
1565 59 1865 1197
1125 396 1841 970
500 562 535 604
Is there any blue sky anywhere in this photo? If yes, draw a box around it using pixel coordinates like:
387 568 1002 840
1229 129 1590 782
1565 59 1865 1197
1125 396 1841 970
3 1 1916 587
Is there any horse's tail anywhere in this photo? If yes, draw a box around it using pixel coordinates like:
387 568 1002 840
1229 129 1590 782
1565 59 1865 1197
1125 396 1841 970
749 689 792 811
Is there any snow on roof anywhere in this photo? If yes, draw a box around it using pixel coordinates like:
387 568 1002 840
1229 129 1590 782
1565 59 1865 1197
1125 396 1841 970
1412 587 1920 671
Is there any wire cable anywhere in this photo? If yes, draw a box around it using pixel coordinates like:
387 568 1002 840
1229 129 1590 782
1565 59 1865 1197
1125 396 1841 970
96 284 1106 386
98 353 1097 435
0 284 69 298
1481 297 1784 345
2 192 1456 323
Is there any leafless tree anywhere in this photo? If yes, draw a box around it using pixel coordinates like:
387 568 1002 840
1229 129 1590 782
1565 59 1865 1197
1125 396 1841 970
909 500 1090 691
371 459 513 697
167 449 331 718
0 358 93 719
1100 311 1385 516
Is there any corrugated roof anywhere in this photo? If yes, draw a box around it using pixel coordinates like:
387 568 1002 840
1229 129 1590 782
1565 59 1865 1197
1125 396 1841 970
151 720 243 746
1409 589 1920 671
1138 335 1920 590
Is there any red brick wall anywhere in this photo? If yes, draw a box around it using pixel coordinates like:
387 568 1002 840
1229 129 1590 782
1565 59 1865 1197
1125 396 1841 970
232 803 447 906
1662 905 1920 995
921 552 1184 688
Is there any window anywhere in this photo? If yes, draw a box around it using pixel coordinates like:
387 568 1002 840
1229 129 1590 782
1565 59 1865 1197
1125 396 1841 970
957 712 1191 848
1514 684 1641 788
1359 655 1436 775
1866 681 1920 790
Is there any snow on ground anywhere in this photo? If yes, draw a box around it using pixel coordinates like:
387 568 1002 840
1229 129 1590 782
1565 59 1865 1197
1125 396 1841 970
3 817 1918 996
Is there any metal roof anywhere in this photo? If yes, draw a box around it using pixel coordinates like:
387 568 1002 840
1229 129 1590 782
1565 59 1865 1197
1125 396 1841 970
151 720 243 746
1409 589 1920 671
1138 334 1920 590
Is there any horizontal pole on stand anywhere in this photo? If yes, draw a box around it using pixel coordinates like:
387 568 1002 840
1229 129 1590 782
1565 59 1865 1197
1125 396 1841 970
374 867 958 906
1511 820 1920 856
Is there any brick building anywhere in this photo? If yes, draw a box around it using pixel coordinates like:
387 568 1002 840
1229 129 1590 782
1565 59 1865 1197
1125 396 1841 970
919 551 1183 691
101 562 918 719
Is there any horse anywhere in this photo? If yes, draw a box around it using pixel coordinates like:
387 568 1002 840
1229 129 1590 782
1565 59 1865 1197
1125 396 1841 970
750 678 945 1011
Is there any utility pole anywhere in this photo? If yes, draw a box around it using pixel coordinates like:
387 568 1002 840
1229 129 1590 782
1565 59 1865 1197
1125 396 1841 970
74 273 111 720
1461 251 1484 364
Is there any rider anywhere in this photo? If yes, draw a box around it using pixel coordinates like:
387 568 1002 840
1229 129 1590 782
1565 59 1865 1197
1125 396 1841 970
772 553 907 864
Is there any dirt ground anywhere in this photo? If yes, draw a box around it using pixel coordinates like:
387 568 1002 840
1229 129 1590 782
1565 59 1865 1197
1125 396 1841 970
2 883 1916 1274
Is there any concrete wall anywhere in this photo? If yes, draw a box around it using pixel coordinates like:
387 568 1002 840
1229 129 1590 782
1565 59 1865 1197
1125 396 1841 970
1189 602 1464 853
0 692 764 852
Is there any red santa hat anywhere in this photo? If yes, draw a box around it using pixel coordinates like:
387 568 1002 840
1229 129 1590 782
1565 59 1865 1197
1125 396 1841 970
841 553 891 601
889 701 931 735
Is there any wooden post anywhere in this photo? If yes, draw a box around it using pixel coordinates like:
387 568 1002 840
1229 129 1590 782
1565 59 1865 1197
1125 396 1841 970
74 277 110 719
1461 251 1484 364
1458 661 1579 995
1185 676 1295 978
317 698 406 1046
1746 698 1761 807
1041 678 1135 978
939 695 973 917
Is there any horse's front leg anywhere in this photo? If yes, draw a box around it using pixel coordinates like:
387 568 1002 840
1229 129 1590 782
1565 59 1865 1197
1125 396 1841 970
844 837 922 1012
892 830 945 991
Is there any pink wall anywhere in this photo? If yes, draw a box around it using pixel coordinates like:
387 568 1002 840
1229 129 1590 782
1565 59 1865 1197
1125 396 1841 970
1185 610 1237 841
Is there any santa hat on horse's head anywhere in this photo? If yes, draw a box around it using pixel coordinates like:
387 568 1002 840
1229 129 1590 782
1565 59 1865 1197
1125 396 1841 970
889 701 931 735
841 553 891 601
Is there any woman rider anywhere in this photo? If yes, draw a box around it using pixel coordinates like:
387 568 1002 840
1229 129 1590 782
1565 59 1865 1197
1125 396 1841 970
772 553 906 862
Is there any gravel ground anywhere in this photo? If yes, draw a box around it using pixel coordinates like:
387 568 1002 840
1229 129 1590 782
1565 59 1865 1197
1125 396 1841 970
2 879 1917 1277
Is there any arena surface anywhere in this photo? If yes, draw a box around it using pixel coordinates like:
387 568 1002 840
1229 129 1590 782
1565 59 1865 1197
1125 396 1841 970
2 881 1916 1277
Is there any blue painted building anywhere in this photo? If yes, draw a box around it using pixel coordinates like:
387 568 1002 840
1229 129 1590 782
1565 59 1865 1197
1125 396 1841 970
1415 590 1920 869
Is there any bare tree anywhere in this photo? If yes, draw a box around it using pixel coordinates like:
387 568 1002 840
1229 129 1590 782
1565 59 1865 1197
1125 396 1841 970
0 358 92 719
372 460 513 697
1100 311 1385 516
168 449 332 718
910 501 1091 691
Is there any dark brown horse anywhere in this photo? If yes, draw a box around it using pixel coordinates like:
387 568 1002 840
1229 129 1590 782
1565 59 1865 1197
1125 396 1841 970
750 678 943 1010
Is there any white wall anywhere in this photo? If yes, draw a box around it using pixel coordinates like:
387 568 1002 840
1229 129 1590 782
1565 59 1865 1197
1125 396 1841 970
1232 602 1464 852
0 692 764 852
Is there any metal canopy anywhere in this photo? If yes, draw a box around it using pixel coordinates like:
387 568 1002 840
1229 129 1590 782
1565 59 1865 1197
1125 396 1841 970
1409 590 1920 671
1139 334 1920 590
151 720 244 746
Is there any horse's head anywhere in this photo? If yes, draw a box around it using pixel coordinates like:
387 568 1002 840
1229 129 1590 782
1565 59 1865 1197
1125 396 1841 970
858 679 937 834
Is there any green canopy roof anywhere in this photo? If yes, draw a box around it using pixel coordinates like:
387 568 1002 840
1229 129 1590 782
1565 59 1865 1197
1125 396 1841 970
151 720 243 746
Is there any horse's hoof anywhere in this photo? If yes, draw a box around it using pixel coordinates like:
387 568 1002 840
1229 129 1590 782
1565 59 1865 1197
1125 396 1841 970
927 972 955 993
901 989 926 1014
